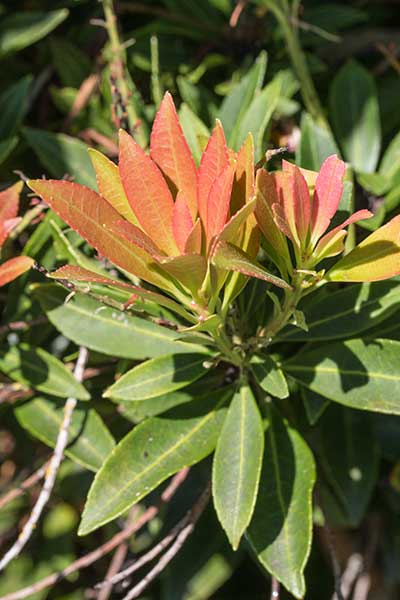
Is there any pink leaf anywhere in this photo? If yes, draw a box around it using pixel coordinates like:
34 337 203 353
311 154 346 243
172 192 194 254
150 92 198 219
0 256 33 287
119 129 178 255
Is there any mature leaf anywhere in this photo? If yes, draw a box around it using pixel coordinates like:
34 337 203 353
0 76 32 139
0 343 89 400
79 394 230 534
301 387 330 425
327 215 400 282
178 103 209 166
0 257 33 287
317 404 379 527
0 137 18 165
212 241 291 289
278 281 400 341
150 92 198 219
284 338 400 414
34 285 204 359
23 128 96 188
251 355 289 399
88 148 139 225
247 408 315 598
119 130 178 255
212 385 264 549
15 397 115 472
104 353 210 401
296 112 339 171
330 61 381 172
380 130 400 182
0 10 68 57
27 179 168 288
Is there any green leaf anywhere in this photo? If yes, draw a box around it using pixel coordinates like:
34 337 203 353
104 353 210 401
278 281 400 342
380 130 400 182
251 355 289 399
34 284 205 360
218 52 267 148
22 128 96 188
0 343 89 400
50 39 91 88
247 408 315 598
0 76 32 139
0 136 18 165
317 404 379 527
0 10 69 57
330 60 381 172
301 387 330 425
79 393 230 535
15 397 115 472
284 338 400 414
179 103 209 165
296 112 339 171
212 385 264 549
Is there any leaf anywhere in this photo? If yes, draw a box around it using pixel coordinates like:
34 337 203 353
23 128 96 188
104 353 210 401
278 281 400 341
206 165 235 244
119 130 177 255
310 154 346 243
171 191 194 253
380 130 400 182
247 408 315 599
0 343 89 400
150 92 198 219
27 179 168 289
284 338 400 414
159 254 207 295
296 112 339 171
79 394 230 535
326 215 400 282
231 133 255 213
212 241 291 289
178 103 209 166
34 284 205 359
88 149 139 225
317 404 379 527
0 257 33 287
301 387 330 425
218 52 267 147
251 355 289 399
50 39 91 88
212 384 264 549
0 10 68 57
15 397 115 472
0 76 32 139
330 61 381 172
0 137 18 165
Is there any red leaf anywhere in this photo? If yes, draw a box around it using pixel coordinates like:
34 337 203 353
0 181 23 246
197 120 230 226
172 192 194 254
282 162 311 243
0 256 33 287
150 92 198 219
311 154 346 243
118 130 178 255
27 179 168 288
0 218 21 247
206 164 235 246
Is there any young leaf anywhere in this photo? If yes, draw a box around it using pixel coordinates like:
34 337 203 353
284 338 400 414
247 408 315 599
150 92 198 219
0 256 33 287
326 215 400 282
206 165 235 244
251 355 289 399
104 353 210 401
212 384 264 550
159 254 207 295
212 241 291 289
231 133 254 213
27 179 168 288
15 397 115 472
118 129 178 255
79 394 230 535
171 192 194 254
311 154 346 243
0 343 90 400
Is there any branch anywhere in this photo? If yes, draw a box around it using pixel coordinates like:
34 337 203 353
122 483 210 600
0 347 88 573
271 577 280 599
0 467 189 600
0 460 50 512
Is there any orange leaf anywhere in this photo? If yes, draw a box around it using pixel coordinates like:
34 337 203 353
172 192 194 254
115 219 165 260
197 120 230 226
27 179 168 289
150 92 198 219
219 197 256 245
158 254 207 296
0 218 21 247
314 209 372 260
206 164 235 246
231 133 254 213
0 256 33 287
88 148 139 226
118 129 178 255
184 218 202 255
0 181 22 222
311 154 346 243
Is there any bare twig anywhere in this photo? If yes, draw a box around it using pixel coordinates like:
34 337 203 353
122 483 210 600
229 1 249 27
270 577 280 599
0 347 88 573
64 74 100 129
0 468 189 600
332 553 363 600
375 42 400 76
324 523 344 600
0 460 50 512
0 316 48 336
8 204 47 240
78 129 119 156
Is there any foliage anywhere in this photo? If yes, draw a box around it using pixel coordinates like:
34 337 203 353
1 1 400 599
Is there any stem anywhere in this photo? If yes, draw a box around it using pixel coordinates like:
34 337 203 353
260 273 305 342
